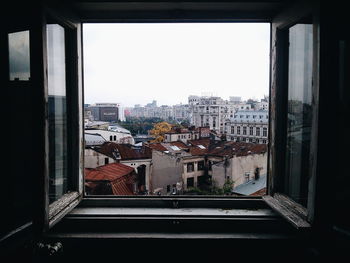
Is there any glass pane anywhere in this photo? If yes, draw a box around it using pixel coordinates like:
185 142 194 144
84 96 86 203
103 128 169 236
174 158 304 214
285 23 313 206
47 24 68 203
8 30 30 81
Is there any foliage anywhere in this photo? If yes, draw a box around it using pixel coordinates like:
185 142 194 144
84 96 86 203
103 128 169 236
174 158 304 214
184 179 234 196
149 121 172 143
116 117 164 136
223 178 234 194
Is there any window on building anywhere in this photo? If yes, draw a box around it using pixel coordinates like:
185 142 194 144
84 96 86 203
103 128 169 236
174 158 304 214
187 177 194 188
243 127 247 135
237 126 241 135
263 127 267 137
256 127 260 136
104 158 109 165
187 163 194 173
249 127 253 135
231 126 235 134
197 161 205 171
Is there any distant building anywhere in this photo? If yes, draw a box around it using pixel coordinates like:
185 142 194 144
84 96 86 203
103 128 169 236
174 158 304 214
229 96 241 104
189 96 236 134
85 129 134 144
85 103 125 122
226 110 269 144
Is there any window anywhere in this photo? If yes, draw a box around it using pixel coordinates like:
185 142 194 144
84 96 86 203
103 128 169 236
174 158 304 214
237 126 241 135
263 127 267 137
249 127 253 135
231 126 235 134
284 21 314 207
256 127 260 136
3 0 331 249
8 30 30 81
197 161 205 171
47 23 68 203
243 127 247 135
187 177 194 188
187 163 194 173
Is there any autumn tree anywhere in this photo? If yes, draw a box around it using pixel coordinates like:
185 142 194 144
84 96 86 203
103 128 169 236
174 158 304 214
149 121 172 142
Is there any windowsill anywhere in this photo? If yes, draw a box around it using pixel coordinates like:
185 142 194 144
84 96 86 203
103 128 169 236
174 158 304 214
46 199 304 241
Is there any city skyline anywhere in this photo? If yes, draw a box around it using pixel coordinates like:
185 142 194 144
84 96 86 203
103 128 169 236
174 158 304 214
83 23 270 107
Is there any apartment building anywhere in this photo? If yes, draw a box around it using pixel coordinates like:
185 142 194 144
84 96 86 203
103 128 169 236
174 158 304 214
226 110 269 144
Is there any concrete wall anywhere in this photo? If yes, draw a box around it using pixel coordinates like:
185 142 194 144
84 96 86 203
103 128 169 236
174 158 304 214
212 152 267 188
121 159 152 192
182 157 205 189
151 151 183 195
84 149 114 168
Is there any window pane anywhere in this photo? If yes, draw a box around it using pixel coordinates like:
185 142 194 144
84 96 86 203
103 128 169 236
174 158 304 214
47 24 68 203
285 23 313 206
8 30 30 81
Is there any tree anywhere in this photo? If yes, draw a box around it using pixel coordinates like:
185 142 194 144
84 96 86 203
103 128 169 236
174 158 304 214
149 121 172 143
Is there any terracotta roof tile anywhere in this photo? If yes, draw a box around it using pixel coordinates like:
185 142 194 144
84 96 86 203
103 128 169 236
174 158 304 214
85 163 135 195
98 142 151 160
85 163 134 181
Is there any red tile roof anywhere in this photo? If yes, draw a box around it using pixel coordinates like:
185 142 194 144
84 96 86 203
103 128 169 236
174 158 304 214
85 163 134 181
146 143 168 152
188 138 211 148
169 141 189 150
98 142 152 160
85 163 135 195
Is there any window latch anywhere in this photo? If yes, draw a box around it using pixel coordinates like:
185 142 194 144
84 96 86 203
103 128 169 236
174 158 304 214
34 241 63 257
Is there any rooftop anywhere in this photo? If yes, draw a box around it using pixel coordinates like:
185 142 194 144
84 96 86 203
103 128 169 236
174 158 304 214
85 163 134 181
98 142 152 160
232 175 267 196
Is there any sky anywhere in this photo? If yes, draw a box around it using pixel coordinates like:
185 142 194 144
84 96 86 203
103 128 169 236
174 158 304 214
83 23 270 107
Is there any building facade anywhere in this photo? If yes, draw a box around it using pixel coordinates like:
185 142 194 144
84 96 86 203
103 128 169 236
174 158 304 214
189 96 236 134
226 110 269 144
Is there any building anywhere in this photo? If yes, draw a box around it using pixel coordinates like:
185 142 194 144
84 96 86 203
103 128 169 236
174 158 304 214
189 95 236 134
85 163 136 195
85 129 135 144
226 110 269 144
85 103 125 122
85 142 152 193
146 139 267 193
129 101 190 121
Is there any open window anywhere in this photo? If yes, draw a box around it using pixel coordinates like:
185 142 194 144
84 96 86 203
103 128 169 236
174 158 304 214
2 2 326 250
35 7 84 232
264 1 320 229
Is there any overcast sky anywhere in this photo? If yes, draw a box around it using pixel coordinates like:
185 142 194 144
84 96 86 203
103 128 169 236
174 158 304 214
83 23 270 107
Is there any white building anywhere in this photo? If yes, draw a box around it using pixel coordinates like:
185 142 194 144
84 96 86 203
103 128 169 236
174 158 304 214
85 129 135 144
189 96 236 134
226 110 269 144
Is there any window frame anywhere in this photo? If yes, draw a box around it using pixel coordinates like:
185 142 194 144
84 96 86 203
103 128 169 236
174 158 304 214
36 1 318 235
265 1 319 228
36 6 84 233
